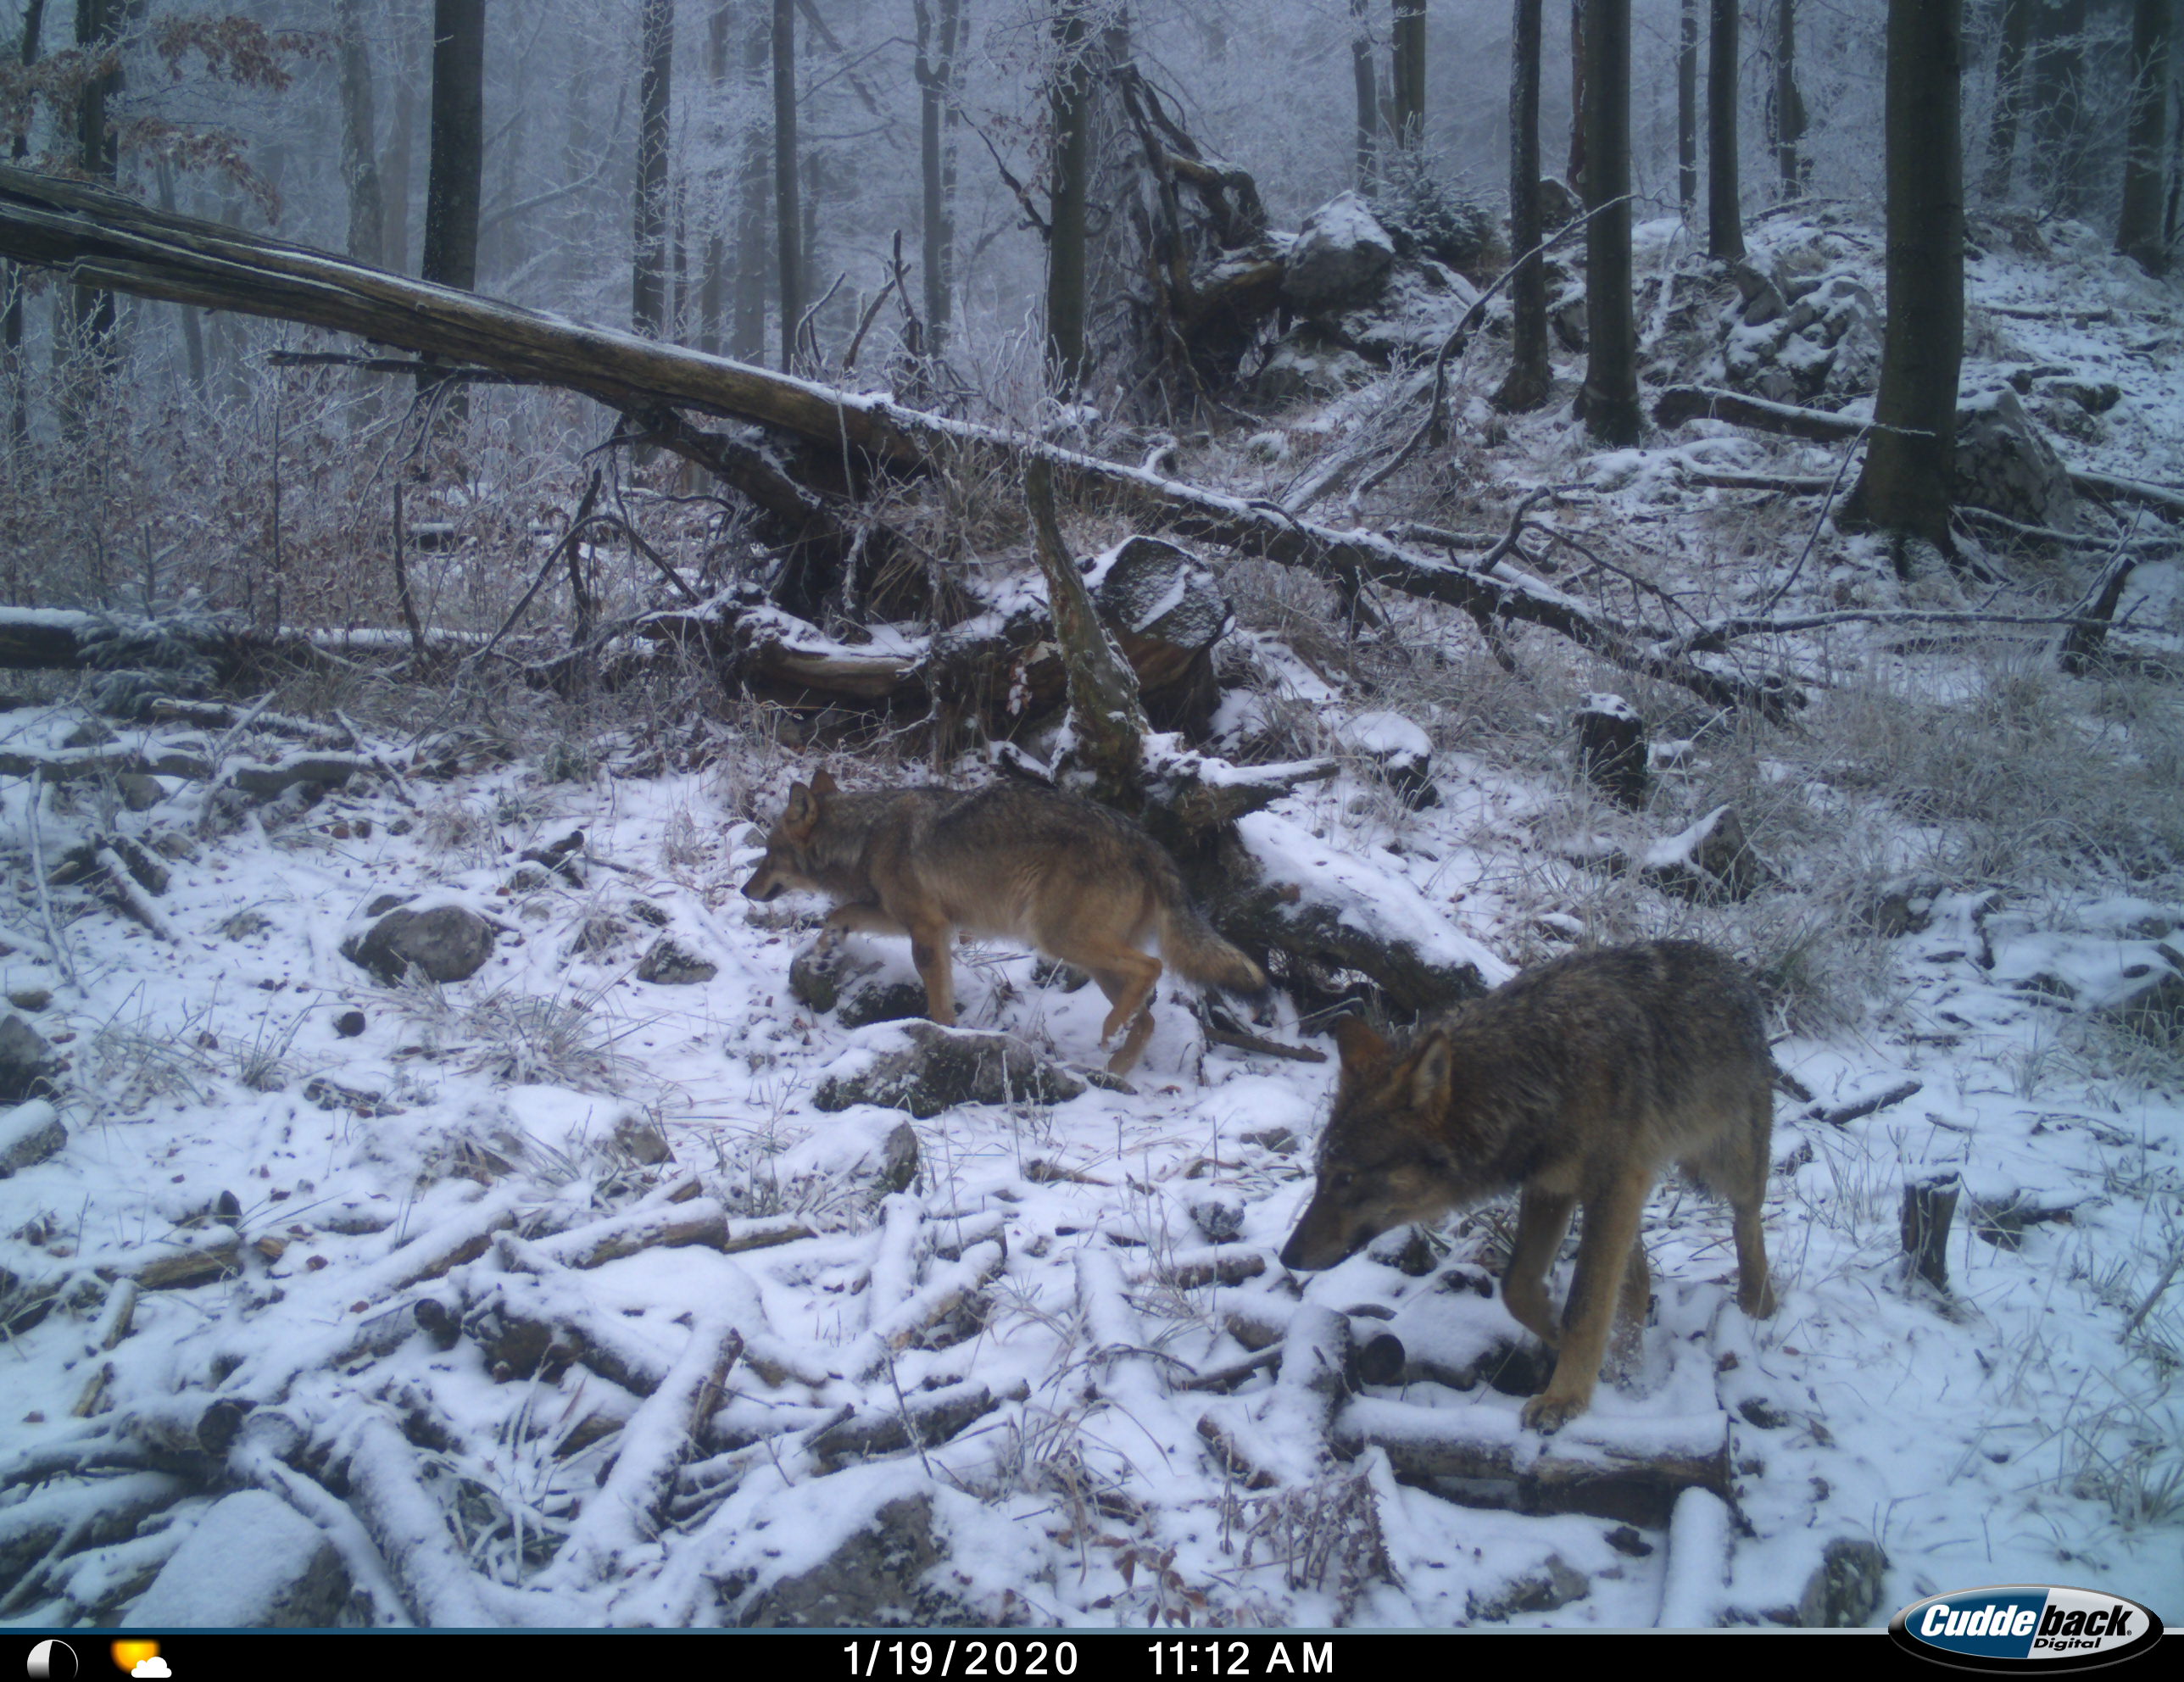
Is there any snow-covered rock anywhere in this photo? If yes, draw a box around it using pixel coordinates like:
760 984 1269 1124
1282 191 1396 311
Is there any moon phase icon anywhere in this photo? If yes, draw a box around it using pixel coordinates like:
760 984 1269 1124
28 1641 79 1680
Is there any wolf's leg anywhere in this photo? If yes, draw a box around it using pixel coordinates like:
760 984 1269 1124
1731 1196 1776 1318
1609 1239 1652 1372
1056 940 1163 1050
822 904 907 950
1524 1167 1652 1433
1685 1098 1777 1319
907 916 958 1025
1502 1187 1574 1349
1078 958 1162 1073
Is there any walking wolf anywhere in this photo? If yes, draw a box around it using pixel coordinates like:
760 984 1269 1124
743 772 1265 1073
1280 940 1776 1430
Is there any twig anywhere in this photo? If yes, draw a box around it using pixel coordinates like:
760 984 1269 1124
1809 1078 1923 1128
1758 426 1870 615
2120 1240 2182 1339
22 779 76 985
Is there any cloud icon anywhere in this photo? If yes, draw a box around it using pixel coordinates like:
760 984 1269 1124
131 1664 170 1679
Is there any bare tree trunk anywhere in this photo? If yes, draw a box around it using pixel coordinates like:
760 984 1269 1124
697 2 731 354
337 0 384 268
3 0 47 448
1390 0 1426 152
421 0 485 290
633 0 675 337
1046 0 1093 395
69 0 123 374
1707 0 1743 259
772 0 802 370
384 2 418 274
1568 0 1587 189
914 0 965 354
1842 0 1964 556
1577 0 1639 445
2115 0 2173 274
1983 0 2031 201
1677 0 1697 212
1774 0 1804 198
1351 0 1379 188
2031 0 2088 218
733 4 771 360
153 158 203 393
1498 0 1552 412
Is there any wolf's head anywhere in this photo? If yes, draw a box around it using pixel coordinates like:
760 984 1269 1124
741 770 838 902
1279 1016 1464 1271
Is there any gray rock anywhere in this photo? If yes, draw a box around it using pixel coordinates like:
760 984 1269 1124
0 1014 60 1104
1255 328 1375 403
2103 966 2184 1044
342 904 497 984
1466 1552 1591 1621
115 772 165 811
1343 710 1439 810
127 1490 353 1627
816 1023 1089 1118
1190 1197 1245 1244
6 988 50 1012
1095 537 1231 669
0 1100 65 1177
636 934 718 985
1955 386 2079 529
741 1494 967 1629
1281 192 1396 311
1724 272 1881 407
789 943 926 1026
1793 1537 1888 1628
872 1120 921 1196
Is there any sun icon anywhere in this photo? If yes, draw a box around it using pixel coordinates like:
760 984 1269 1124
108 1645 159 1677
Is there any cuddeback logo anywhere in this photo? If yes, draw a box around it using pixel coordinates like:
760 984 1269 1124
1889 1585 2164 1671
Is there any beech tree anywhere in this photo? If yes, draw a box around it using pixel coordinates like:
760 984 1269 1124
1841 0 1964 556
1983 0 2031 200
3 0 46 445
336 0 383 268
1707 0 1742 259
1351 0 1377 187
1576 0 1638 445
1497 0 1551 412
2031 0 2088 217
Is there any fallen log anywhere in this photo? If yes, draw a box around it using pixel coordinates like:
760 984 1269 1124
1336 1395 1732 1527
0 166 1789 716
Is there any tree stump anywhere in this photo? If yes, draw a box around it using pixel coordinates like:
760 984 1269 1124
1575 693 1648 809
1901 1172 1960 1292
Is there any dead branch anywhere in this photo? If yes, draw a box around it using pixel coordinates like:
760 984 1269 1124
806 1379 1003 1468
0 167 1791 715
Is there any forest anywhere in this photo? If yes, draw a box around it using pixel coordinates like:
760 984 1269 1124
0 0 2180 1634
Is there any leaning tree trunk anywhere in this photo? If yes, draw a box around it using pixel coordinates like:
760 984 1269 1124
1774 0 1805 198
1025 455 1148 809
1707 0 1743 259
2115 0 2173 275
1046 0 1093 395
1841 0 1964 557
1983 0 2031 201
1497 0 1552 412
632 0 674 338
1577 0 1640 446
1677 0 1698 213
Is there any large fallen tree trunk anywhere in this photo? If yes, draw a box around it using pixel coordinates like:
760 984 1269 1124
0 165 1786 714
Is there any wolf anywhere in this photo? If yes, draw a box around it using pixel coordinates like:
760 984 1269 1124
741 771 1266 1073
1279 939 1776 1432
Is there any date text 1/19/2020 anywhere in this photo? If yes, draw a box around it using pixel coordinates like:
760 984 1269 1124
843 1639 1337 1677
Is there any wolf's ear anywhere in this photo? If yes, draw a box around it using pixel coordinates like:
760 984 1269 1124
1408 1030 1455 1110
783 782 817 839
1333 1016 1390 1072
811 768 839 799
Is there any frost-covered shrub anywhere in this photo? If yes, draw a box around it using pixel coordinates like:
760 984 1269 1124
1368 152 1496 273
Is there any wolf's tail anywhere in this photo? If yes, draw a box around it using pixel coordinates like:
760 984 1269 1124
1155 883 1267 995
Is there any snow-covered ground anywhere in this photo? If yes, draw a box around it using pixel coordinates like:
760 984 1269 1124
3 209 2181 1631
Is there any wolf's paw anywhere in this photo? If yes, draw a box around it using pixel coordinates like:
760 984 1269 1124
1740 1278 1779 1319
1519 1390 1587 1434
